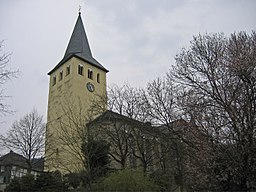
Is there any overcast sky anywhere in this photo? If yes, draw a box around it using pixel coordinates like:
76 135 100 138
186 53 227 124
0 0 255 135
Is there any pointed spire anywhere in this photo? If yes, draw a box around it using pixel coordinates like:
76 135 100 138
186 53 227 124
64 13 92 58
48 12 108 75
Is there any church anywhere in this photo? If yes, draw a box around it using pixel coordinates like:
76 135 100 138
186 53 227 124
44 12 184 177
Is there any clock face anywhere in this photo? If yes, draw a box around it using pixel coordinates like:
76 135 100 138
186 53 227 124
86 82 95 92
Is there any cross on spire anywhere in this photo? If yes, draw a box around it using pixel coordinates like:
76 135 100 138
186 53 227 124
79 5 81 14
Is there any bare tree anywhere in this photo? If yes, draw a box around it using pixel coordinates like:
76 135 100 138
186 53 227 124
172 31 256 191
106 83 185 191
45 99 92 173
106 84 159 170
0 41 18 114
108 84 151 122
130 125 161 173
0 109 45 172
45 95 108 173
89 110 133 169
144 77 179 125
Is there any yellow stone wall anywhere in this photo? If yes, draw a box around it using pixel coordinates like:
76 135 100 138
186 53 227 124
45 57 107 173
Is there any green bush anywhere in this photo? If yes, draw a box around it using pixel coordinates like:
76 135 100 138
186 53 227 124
5 171 65 192
66 172 81 189
95 169 160 192
150 170 177 192
5 177 21 192
5 174 35 192
81 139 110 180
20 174 35 192
35 171 64 192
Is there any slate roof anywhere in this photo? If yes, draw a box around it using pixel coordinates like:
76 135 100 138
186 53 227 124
88 110 161 136
88 110 145 126
48 12 108 75
0 151 44 172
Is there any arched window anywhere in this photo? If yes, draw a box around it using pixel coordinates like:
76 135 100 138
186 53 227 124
97 73 100 83
66 65 70 76
88 69 93 79
59 70 63 81
52 75 56 86
78 64 84 75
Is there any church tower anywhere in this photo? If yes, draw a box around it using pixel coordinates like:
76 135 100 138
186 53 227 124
45 12 108 172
